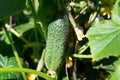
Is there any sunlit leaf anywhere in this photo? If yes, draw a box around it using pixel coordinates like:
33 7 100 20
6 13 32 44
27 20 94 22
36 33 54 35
86 20 120 61
86 0 120 61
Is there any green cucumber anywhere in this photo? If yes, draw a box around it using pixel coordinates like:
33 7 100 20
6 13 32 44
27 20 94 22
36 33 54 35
45 15 69 72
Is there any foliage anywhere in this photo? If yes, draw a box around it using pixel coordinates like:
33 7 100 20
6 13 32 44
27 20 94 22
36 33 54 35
0 0 26 19
0 0 120 80
0 54 20 80
86 0 120 61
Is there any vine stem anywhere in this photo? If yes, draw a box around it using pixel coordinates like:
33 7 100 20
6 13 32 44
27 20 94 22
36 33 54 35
73 54 92 58
73 40 79 80
68 7 77 28
0 68 53 80
3 26 26 80
78 42 89 54
28 0 39 42
28 0 40 60
65 65 69 80
68 6 78 80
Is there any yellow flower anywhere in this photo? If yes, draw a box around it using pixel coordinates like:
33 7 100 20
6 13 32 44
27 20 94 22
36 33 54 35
101 7 111 19
26 74 37 80
66 56 73 68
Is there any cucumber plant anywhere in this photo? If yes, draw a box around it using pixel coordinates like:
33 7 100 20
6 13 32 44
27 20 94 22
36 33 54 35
0 0 120 80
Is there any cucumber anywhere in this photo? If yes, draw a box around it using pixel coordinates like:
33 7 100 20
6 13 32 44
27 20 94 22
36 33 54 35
45 15 69 72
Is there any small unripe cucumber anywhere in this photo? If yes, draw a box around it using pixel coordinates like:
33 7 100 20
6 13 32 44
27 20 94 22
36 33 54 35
45 15 69 71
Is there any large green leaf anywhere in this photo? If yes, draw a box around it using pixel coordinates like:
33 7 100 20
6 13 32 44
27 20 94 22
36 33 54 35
0 0 26 19
0 54 20 79
86 0 120 61
86 20 120 61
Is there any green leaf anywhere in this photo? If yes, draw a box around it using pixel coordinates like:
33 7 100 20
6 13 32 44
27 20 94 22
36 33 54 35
93 57 117 71
0 54 20 79
86 20 120 61
14 19 34 36
109 68 120 80
0 32 11 44
107 59 120 80
112 0 120 24
0 0 26 19
86 0 120 61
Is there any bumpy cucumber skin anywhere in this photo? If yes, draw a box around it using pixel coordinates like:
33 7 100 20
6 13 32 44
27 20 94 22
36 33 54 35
45 15 69 71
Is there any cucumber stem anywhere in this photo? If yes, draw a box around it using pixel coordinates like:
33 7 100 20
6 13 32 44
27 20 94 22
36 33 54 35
78 42 89 54
0 68 53 80
3 26 27 80
73 54 92 58
67 7 77 28
28 0 39 42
